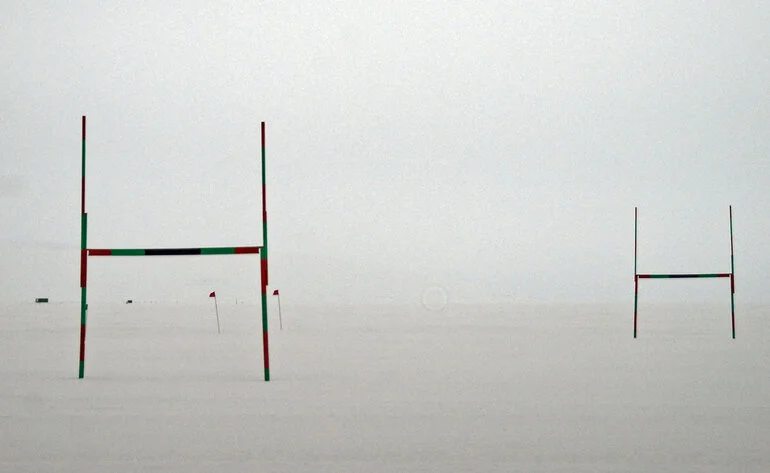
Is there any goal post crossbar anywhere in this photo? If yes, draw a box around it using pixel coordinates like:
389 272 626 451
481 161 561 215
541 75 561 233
88 246 261 256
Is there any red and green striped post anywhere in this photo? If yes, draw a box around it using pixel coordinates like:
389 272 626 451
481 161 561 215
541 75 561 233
634 207 638 338
730 205 735 339
79 116 88 378
260 121 270 381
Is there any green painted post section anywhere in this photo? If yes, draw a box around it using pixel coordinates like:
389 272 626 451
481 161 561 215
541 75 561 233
110 249 145 256
633 278 638 339
200 247 237 255
81 214 87 254
730 289 735 339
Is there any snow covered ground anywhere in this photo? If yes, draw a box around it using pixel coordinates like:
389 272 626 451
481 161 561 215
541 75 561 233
2 301 768 472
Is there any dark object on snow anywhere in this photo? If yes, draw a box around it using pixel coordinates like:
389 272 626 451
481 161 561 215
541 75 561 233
35 298 49 303
125 300 133 304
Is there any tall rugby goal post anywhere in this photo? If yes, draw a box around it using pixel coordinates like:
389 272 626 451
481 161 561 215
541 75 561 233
633 206 735 339
77 116 272 380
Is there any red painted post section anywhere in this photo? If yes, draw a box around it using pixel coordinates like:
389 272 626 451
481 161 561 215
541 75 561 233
79 325 86 359
80 249 87 287
261 259 268 287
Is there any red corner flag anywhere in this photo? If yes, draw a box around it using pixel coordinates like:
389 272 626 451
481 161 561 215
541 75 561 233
209 291 216 298
272 290 279 296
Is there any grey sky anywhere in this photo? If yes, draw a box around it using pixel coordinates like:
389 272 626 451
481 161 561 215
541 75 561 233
1 2 768 305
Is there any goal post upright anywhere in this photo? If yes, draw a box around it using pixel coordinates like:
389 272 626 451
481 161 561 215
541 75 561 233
730 205 735 339
79 115 88 379
78 116 271 380
634 207 638 339
633 206 735 338
260 121 270 381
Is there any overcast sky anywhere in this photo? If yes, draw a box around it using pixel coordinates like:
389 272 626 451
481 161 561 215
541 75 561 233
1 1 768 307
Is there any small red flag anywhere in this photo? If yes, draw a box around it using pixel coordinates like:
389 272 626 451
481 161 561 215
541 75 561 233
272 290 279 296
209 291 216 298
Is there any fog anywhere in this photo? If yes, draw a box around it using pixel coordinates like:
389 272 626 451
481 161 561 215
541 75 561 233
2 2 769 306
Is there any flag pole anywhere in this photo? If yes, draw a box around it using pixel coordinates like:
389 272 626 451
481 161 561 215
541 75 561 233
272 290 282 329
277 292 282 330
212 292 221 334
